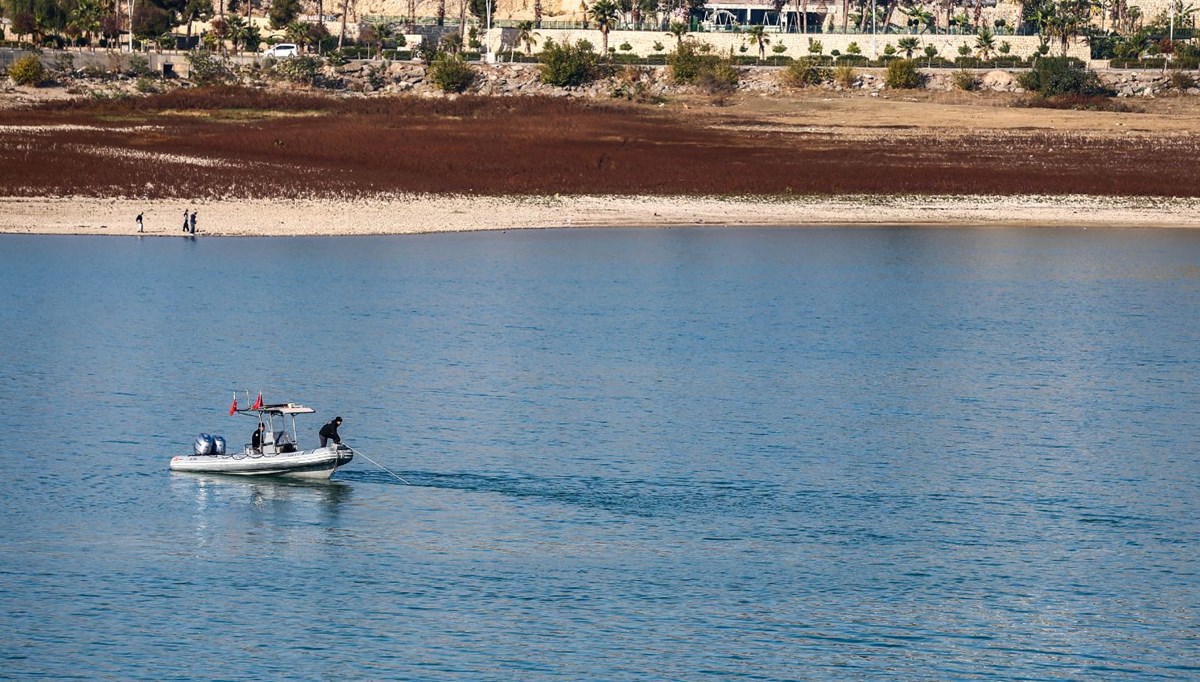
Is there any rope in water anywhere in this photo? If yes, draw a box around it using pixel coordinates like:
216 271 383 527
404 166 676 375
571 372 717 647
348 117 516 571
346 445 412 485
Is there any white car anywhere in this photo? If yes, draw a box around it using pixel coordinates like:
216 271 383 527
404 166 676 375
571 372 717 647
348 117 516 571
262 43 299 58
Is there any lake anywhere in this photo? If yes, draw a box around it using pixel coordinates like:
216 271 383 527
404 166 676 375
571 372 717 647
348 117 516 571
1 227 1198 680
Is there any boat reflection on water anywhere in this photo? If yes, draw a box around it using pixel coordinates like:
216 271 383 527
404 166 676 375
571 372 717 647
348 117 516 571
170 472 353 547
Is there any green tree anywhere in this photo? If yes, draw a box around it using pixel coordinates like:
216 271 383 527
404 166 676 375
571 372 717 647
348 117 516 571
923 43 938 66
269 0 302 29
588 0 620 55
182 0 214 41
897 36 920 58
133 1 173 42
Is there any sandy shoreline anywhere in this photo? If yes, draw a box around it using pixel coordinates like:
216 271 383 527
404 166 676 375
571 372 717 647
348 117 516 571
2 194 1200 236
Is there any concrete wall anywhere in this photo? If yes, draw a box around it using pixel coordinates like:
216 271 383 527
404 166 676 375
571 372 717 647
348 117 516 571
0 48 265 79
485 28 1090 61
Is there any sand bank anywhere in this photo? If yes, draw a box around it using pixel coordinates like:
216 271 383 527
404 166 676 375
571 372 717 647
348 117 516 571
2 194 1199 236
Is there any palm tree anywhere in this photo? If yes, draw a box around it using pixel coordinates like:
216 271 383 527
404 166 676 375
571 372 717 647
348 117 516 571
974 25 995 59
666 20 688 47
1040 0 1088 56
338 0 358 49
70 0 104 50
743 24 769 61
512 20 537 59
897 36 920 58
285 19 310 51
588 0 621 54
921 6 938 34
225 13 247 53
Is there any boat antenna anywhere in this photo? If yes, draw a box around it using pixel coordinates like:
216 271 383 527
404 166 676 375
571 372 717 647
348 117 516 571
345 445 411 485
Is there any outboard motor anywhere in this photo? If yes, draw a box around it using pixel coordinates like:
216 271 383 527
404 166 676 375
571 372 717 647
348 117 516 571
211 435 226 456
194 433 214 456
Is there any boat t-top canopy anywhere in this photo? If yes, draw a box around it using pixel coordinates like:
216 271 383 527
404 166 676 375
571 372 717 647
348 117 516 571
247 403 316 415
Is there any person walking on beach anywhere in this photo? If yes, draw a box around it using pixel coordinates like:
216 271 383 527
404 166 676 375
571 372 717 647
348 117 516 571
182 209 189 233
319 416 343 448
136 212 144 232
189 210 197 235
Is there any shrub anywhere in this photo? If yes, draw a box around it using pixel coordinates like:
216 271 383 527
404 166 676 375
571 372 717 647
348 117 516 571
366 64 387 90
135 75 161 93
8 54 46 86
696 61 739 94
610 65 661 102
539 38 601 87
1017 57 1109 97
187 51 236 85
1167 69 1196 92
1015 93 1136 112
834 64 857 88
128 54 152 77
884 58 924 89
428 54 475 93
52 52 75 77
271 54 323 85
952 69 979 91
779 56 827 87
415 39 440 64
667 41 717 85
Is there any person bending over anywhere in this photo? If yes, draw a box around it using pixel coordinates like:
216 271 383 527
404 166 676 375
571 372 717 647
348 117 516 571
319 416 343 448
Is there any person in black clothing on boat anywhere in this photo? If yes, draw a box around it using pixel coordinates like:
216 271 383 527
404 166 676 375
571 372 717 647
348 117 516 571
319 416 343 448
252 424 263 453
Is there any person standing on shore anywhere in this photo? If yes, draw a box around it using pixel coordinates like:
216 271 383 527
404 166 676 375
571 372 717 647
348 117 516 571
319 416 343 448
190 210 197 235
182 209 189 233
136 212 143 232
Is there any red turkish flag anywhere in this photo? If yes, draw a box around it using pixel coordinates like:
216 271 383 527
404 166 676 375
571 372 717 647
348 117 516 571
229 394 238 415
252 393 263 410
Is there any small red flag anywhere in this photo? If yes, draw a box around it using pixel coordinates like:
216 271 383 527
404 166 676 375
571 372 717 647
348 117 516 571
229 394 238 415
252 392 263 410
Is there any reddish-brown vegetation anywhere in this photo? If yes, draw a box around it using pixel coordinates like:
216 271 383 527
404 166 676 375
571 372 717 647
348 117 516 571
2 88 1200 198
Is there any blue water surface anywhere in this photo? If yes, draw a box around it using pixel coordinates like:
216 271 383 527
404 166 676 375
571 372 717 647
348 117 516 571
1 227 1198 680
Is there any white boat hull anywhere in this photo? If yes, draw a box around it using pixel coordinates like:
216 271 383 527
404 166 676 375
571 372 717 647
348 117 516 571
170 445 353 480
